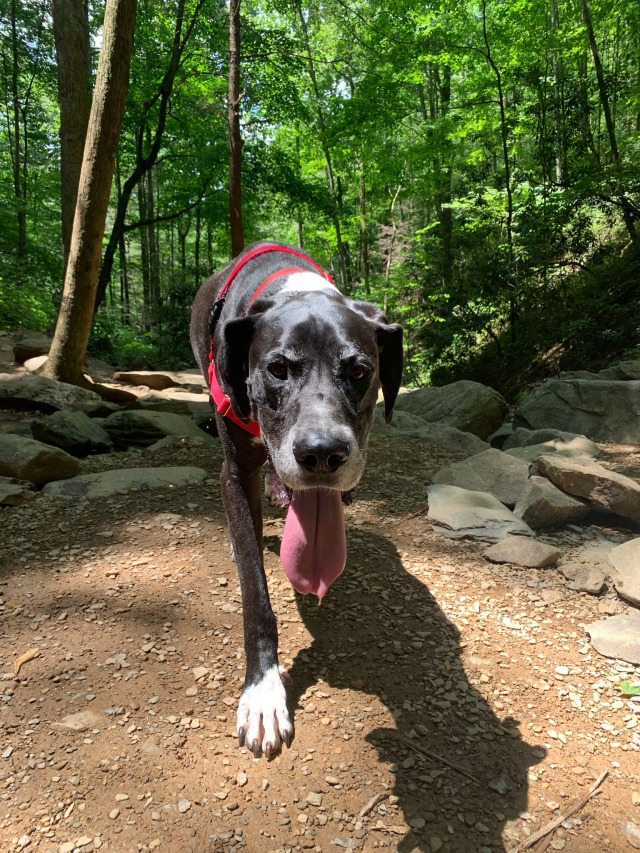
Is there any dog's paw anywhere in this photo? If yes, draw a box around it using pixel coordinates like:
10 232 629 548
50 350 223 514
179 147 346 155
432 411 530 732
237 666 292 758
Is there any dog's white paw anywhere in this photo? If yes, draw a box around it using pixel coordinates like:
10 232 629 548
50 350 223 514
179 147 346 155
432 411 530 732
237 666 292 758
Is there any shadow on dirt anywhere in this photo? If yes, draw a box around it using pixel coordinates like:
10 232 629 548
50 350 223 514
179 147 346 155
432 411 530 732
287 528 538 853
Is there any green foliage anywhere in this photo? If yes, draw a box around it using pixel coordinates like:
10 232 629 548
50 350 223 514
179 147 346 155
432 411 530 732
1 0 639 384
617 681 640 698
0 262 57 333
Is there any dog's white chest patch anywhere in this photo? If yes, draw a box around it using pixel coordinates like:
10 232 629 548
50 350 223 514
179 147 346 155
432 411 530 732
280 271 336 295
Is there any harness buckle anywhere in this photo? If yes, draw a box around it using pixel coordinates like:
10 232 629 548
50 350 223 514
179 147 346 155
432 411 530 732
208 296 226 338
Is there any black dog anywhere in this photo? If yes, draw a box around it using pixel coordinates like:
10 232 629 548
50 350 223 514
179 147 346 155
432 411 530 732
191 241 402 757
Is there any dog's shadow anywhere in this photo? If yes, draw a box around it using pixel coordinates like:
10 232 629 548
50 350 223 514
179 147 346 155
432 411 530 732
283 528 537 852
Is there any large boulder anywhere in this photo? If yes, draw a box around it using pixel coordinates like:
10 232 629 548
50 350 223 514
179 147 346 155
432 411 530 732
393 381 508 440
372 408 489 457
537 454 640 525
31 410 113 457
102 410 207 449
431 448 530 507
503 427 599 457
12 329 51 364
0 434 80 485
0 373 101 412
426 484 533 542
607 539 640 606
514 379 640 443
0 476 37 506
114 369 206 392
513 475 589 529
42 466 209 499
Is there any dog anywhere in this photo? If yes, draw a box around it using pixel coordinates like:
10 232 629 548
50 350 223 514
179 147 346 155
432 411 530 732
190 241 403 758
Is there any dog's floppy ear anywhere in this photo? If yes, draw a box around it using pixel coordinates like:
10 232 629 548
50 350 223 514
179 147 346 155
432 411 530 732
352 301 404 424
217 316 256 420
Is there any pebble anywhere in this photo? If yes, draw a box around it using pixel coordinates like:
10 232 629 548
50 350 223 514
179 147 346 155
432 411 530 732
306 792 322 806
109 809 120 820
237 772 248 787
489 777 508 795
178 798 191 813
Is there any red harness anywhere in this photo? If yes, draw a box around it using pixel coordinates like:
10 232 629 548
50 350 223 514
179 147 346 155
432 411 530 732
208 243 334 435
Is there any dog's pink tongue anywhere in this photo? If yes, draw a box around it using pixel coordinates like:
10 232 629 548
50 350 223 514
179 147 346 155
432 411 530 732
280 489 346 599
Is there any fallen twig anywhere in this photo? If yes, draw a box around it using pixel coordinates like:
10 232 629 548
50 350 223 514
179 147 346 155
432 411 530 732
389 732 487 788
359 792 388 818
508 768 608 852
13 647 40 676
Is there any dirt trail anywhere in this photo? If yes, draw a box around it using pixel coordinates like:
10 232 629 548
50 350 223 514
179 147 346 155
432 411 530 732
0 428 639 853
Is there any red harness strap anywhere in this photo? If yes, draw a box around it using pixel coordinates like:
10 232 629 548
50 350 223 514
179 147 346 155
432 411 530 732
208 244 334 436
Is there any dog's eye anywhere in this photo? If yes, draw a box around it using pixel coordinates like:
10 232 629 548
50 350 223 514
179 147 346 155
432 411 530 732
268 360 288 380
350 364 368 381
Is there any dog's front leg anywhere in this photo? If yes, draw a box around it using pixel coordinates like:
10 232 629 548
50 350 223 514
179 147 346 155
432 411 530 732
217 419 292 758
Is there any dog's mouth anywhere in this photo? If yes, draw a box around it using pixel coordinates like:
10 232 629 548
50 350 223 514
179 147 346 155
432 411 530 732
266 462 350 600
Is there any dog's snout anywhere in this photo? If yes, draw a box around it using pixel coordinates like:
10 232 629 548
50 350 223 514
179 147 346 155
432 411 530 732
293 433 351 474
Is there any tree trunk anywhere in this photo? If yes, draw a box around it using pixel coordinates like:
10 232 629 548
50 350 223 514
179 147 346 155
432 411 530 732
581 0 639 250
9 0 26 256
359 161 369 292
95 0 204 310
228 0 244 257
43 0 137 385
116 158 131 323
481 0 516 340
138 177 151 330
549 0 565 184
52 0 92 276
294 0 347 289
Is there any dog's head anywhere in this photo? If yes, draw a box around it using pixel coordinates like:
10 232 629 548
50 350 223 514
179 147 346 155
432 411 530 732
217 290 403 493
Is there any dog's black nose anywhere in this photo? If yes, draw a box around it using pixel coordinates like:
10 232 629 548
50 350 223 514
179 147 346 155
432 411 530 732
293 434 350 473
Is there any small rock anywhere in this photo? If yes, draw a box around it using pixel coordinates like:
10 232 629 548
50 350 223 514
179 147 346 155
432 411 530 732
488 777 508 795
109 809 120 819
51 710 102 732
192 666 210 681
236 772 248 787
619 820 640 849
178 798 191 813
587 614 640 665
306 792 322 806
484 536 561 568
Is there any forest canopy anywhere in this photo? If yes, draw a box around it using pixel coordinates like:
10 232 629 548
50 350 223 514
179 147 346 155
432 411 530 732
1 0 639 394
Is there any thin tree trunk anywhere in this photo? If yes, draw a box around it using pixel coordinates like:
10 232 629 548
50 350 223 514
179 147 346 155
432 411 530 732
52 0 92 275
294 0 347 289
359 161 369 292
95 0 204 310
481 0 516 340
549 0 565 184
228 0 244 257
9 0 26 255
581 0 639 249
43 0 137 385
138 177 151 330
116 158 130 323
296 134 304 248
195 203 201 288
